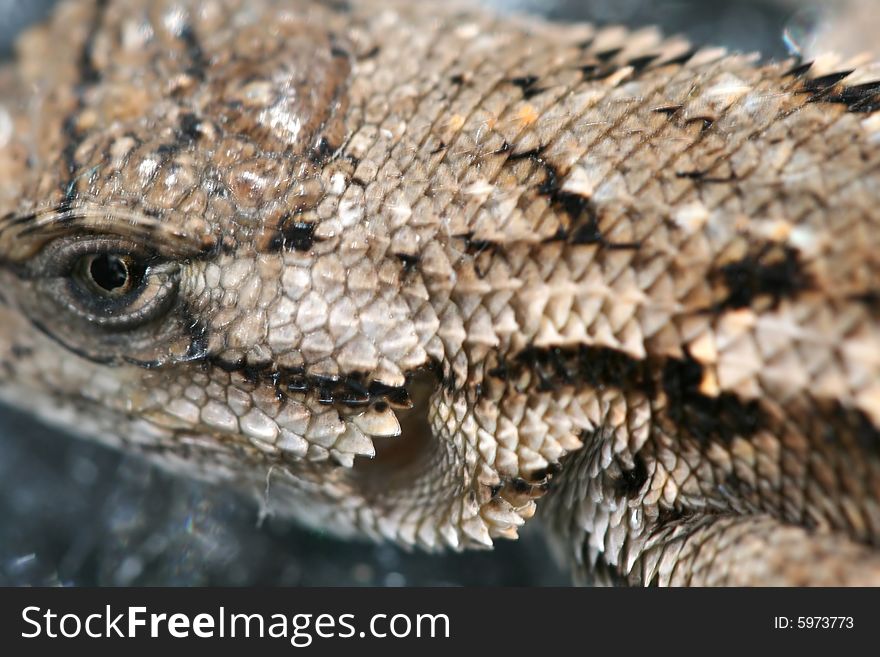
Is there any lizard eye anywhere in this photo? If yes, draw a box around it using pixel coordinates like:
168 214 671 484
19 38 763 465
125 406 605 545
9 232 195 366
32 236 180 331
75 253 142 298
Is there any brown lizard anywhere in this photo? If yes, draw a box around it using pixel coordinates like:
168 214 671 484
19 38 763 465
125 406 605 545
1 0 879 586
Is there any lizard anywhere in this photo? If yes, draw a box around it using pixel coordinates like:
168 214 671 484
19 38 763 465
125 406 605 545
0 0 879 586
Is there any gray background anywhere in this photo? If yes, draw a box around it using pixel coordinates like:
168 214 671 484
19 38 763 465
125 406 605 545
0 0 808 586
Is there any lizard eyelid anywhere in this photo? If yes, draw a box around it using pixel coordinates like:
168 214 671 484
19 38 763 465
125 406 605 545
29 235 180 331
0 203 216 265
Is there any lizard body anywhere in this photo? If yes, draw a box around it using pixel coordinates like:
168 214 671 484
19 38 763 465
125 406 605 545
1 0 880 585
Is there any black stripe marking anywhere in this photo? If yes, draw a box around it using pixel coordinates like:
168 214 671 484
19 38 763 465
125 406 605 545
784 61 814 78
541 185 641 251
850 291 880 317
676 170 737 184
497 142 640 249
515 345 653 394
628 54 660 73
711 245 813 311
509 75 544 100
511 346 766 446
661 357 765 444
803 70 854 93
309 136 339 164
499 141 642 250
395 253 420 272
145 116 203 165
330 44 351 60
581 63 630 83
179 23 208 80
178 113 203 142
358 45 381 61
209 358 418 410
663 48 698 68
686 116 716 133
58 0 110 209
77 0 109 85
812 400 880 452
823 81 880 113
265 216 318 253
579 64 599 79
653 104 684 118
463 234 498 256
551 192 603 245
595 48 623 62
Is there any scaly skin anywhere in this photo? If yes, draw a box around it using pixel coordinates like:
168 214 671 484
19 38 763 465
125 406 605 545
1 0 880 585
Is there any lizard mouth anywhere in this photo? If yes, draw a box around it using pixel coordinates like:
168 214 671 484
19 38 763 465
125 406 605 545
351 370 434 479
210 357 418 411
199 361 546 551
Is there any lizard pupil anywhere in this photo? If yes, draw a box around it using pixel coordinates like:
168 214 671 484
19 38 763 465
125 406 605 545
87 254 130 293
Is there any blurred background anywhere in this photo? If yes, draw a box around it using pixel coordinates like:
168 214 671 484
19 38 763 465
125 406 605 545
0 0 853 586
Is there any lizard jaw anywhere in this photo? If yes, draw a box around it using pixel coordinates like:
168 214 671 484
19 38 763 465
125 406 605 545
130 357 554 551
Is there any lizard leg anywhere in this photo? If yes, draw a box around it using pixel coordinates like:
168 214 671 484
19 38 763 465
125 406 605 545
630 514 880 586
540 396 880 585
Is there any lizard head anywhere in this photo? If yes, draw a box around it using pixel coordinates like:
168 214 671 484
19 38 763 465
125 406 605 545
0 0 554 551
